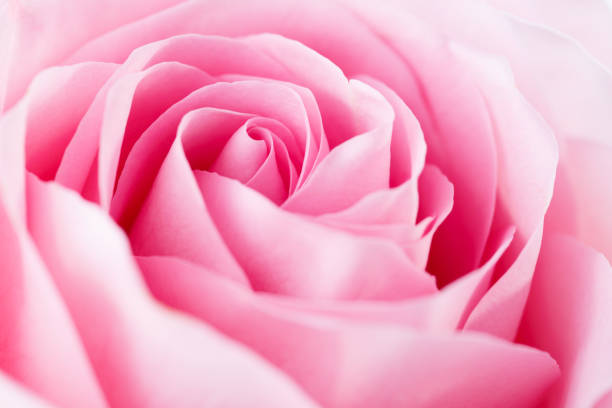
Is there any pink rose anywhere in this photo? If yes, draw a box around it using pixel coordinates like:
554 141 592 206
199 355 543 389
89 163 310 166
1 0 611 407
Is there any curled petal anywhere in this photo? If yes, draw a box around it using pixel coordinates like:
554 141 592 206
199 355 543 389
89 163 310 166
196 171 436 300
56 61 213 206
356 75 426 187
128 134 248 286
283 79 394 215
448 43 557 340
112 80 317 229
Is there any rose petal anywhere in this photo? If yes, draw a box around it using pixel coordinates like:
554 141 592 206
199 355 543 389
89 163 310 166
316 165 453 270
0 195 107 408
241 34 355 147
210 123 269 183
448 43 557 254
0 0 186 110
26 175 320 408
180 108 255 167
332 0 501 286
356 75 426 187
64 0 500 279
262 226 513 331
0 62 116 222
392 0 612 146
464 226 543 339
196 170 436 300
73 31 351 146
545 139 612 264
21 63 117 181
485 0 612 70
56 61 213 206
71 33 356 195
447 43 557 340
242 127 295 204
595 390 612 408
128 134 248 286
316 178 419 227
138 253 559 408
0 372 56 408
282 79 393 215
0 100 27 223
112 80 317 229
518 234 612 408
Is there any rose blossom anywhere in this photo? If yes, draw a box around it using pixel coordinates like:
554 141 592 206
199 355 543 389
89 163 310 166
0 0 611 407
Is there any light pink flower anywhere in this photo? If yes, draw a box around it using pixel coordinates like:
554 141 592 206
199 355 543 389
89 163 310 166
0 1 611 407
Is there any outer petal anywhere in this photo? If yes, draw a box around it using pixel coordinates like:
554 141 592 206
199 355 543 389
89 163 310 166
21 63 117 181
56 61 213 206
139 254 559 408
0 0 186 110
595 390 612 408
448 44 557 340
0 199 107 408
387 0 612 146
0 61 117 221
26 175 320 408
518 234 612 408
485 0 612 70
0 372 55 408
545 139 612 263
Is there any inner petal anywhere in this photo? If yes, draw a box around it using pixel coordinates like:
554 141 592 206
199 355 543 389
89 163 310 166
210 124 269 183
243 127 298 205
111 79 321 230
195 170 437 301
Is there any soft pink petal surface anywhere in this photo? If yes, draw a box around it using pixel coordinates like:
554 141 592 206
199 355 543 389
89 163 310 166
545 140 612 263
387 0 612 146
447 43 557 340
518 234 612 408
128 134 248 286
22 63 116 181
0 0 186 110
485 0 612 70
0 200 107 408
0 372 56 408
139 254 559 408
